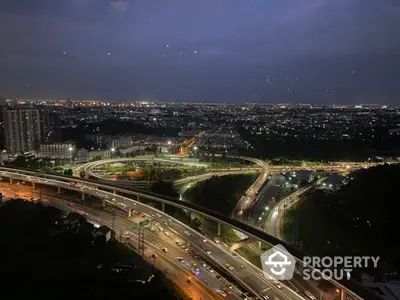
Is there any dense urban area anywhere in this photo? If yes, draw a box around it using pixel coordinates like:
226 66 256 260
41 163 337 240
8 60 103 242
0 98 399 300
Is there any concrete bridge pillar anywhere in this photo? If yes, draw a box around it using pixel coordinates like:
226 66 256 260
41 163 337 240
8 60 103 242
137 195 140 202
57 186 61 194
128 208 132 217
9 178 13 184
32 182 36 189
81 193 85 201
217 223 221 237
161 202 165 212
101 199 106 208
230 237 254 252
113 190 116 195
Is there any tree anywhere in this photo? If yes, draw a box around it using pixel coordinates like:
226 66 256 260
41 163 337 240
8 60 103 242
150 181 179 199
64 169 73 176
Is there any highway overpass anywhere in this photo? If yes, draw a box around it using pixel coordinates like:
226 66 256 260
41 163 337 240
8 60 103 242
0 166 380 300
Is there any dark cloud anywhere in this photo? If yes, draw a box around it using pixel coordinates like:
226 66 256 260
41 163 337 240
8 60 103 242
0 0 399 103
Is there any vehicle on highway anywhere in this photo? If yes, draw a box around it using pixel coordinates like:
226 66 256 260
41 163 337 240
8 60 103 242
232 252 238 258
204 279 209 285
191 261 197 267
191 267 200 275
182 247 189 252
164 231 170 237
202 238 207 242
177 257 184 262
214 238 220 243
206 250 212 255
151 253 157 259
218 290 227 297
273 281 282 289
158 226 163 231
207 267 214 273
225 263 234 271
216 274 222 280
161 247 168 253
186 278 191 284
224 288 232 295
117 202 126 209
261 295 269 300
175 240 182 246
184 230 190 236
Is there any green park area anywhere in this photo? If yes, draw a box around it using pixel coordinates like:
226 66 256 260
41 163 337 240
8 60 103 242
282 194 358 256
282 164 400 273
101 162 209 181
0 200 183 300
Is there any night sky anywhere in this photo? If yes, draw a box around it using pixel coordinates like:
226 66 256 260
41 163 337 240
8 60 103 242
1 0 399 104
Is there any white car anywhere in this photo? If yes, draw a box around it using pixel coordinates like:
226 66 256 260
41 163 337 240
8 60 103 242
162 247 168 253
164 232 170 237
202 238 207 243
184 231 191 236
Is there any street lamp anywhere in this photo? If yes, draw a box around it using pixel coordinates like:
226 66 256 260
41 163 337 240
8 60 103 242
167 141 172 158
68 147 73 164
111 148 115 158
193 146 198 165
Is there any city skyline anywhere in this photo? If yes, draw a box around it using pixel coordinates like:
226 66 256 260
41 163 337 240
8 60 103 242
1 0 400 103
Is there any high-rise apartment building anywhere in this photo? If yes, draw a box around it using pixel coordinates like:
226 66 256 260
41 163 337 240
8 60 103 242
40 110 62 143
3 107 41 155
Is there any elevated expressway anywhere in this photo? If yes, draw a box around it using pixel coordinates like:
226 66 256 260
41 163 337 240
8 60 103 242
80 156 259 188
0 166 379 300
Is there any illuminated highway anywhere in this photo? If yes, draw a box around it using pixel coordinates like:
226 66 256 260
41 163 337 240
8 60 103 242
0 166 381 300
0 183 237 300
0 172 305 300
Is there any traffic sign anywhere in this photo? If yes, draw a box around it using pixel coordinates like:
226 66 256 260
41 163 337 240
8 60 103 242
139 219 149 227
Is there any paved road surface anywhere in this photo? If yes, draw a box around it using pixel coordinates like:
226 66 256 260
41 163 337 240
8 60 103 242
0 175 306 300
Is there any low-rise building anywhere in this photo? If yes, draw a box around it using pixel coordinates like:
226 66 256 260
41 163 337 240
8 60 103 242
76 148 89 163
89 149 111 160
93 225 115 243
107 135 132 150
39 141 75 159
